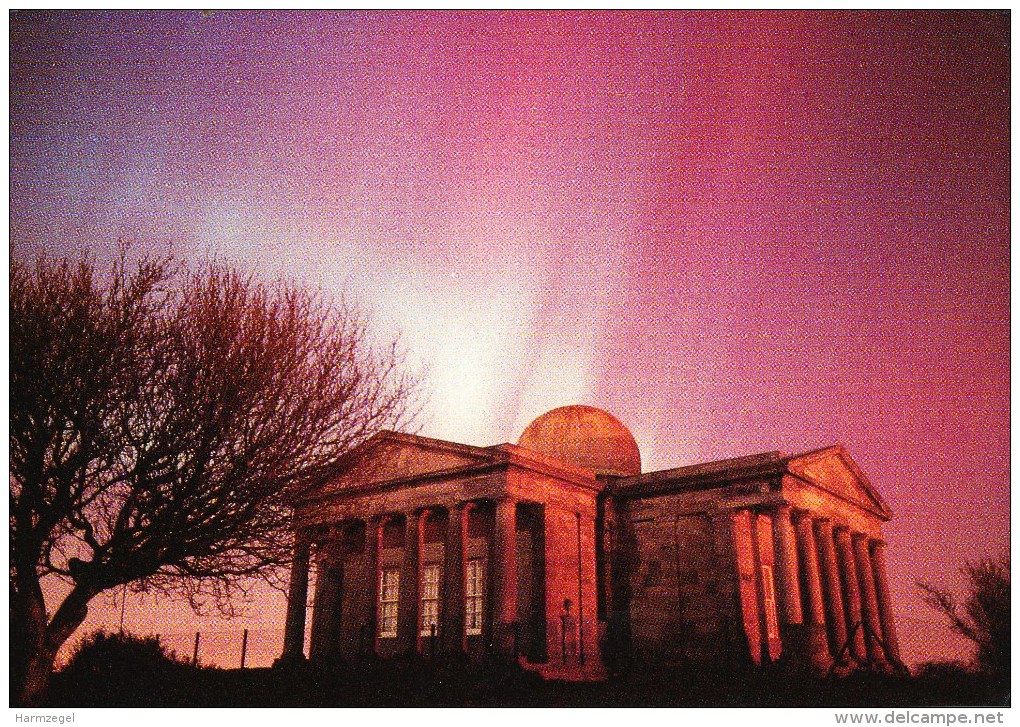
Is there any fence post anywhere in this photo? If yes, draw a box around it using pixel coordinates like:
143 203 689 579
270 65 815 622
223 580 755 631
118 584 127 634
240 628 249 669
192 632 200 666
560 616 566 663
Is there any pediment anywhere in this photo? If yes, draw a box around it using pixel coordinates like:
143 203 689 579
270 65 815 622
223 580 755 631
311 431 496 497
785 445 891 518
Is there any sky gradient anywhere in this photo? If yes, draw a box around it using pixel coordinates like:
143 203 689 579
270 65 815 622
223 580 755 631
10 10 1010 668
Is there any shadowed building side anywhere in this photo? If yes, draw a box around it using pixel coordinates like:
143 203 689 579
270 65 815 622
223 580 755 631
610 445 898 673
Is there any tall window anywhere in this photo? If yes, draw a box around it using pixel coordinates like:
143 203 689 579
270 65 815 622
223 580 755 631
420 563 441 637
465 558 485 636
761 563 779 640
378 567 400 638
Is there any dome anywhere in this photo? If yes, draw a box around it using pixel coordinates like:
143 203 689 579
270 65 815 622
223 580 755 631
517 405 641 476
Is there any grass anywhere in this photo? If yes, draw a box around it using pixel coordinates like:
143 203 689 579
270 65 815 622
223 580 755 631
43 632 1009 708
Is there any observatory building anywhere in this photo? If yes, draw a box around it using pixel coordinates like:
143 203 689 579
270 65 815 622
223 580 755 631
281 405 901 678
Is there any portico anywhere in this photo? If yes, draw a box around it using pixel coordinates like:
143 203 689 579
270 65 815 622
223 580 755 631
283 430 604 676
599 441 903 673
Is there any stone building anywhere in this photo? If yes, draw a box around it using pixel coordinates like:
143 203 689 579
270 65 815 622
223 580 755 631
281 405 901 678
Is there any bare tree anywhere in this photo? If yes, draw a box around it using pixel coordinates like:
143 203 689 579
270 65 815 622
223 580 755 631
917 556 1010 684
10 250 417 705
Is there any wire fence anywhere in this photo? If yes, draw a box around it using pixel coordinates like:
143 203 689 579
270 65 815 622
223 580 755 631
157 628 284 668
58 627 286 670
55 612 974 671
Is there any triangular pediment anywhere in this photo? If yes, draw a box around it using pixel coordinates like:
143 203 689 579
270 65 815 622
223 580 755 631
308 431 496 497
785 445 891 518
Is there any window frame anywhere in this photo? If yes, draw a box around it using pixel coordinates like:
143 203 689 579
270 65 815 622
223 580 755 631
760 563 780 640
465 558 485 636
378 567 400 639
419 562 442 637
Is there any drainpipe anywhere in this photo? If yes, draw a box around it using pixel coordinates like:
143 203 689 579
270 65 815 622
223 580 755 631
576 512 584 665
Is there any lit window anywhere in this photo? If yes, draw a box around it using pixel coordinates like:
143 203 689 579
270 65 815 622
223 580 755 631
465 558 485 636
761 563 779 639
420 563 441 637
378 567 400 638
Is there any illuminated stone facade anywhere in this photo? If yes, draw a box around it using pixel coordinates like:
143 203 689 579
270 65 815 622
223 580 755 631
281 405 901 679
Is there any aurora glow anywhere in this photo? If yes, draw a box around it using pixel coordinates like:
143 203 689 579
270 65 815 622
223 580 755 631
10 10 1009 669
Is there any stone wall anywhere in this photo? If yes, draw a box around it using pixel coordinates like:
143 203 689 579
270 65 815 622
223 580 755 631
543 503 599 666
515 505 547 661
618 494 746 665
340 529 371 656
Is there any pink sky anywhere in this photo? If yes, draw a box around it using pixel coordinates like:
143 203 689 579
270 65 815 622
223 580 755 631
10 10 1009 668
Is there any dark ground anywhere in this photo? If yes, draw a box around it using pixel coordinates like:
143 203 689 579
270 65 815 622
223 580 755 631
43 644 1009 708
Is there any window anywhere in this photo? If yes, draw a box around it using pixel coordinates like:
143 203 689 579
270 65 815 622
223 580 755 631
420 563 441 637
378 567 400 638
761 563 779 640
465 558 485 636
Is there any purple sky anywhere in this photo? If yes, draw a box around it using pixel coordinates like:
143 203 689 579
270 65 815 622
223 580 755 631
10 10 1010 668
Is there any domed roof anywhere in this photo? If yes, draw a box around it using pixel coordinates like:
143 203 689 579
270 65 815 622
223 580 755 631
517 405 641 476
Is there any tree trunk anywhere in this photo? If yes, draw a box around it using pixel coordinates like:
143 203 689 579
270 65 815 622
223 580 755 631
13 584 94 707
12 565 50 707
20 648 60 707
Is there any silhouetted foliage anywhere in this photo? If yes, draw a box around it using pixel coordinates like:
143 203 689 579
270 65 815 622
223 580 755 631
44 654 1008 708
50 630 212 707
63 630 183 671
51 631 185 706
918 557 1010 686
10 249 418 705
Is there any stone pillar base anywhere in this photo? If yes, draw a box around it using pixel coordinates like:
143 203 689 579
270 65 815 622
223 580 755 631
829 644 861 675
272 652 307 669
805 623 834 673
866 644 895 674
779 623 833 675
492 621 519 660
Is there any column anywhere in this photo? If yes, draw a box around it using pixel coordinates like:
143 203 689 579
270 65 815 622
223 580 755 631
751 512 780 663
771 505 804 626
834 526 867 663
366 516 384 654
708 509 751 668
442 504 466 652
397 511 421 653
281 530 311 661
793 513 826 625
728 508 763 666
308 534 343 663
853 533 886 667
870 540 902 664
492 498 518 657
813 518 848 659
793 511 832 670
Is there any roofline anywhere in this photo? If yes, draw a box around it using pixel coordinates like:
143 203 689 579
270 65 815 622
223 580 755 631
783 443 892 519
492 442 603 490
612 444 891 520
613 450 786 496
297 461 508 505
294 431 604 507
294 432 890 519
291 430 498 506
374 429 496 459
